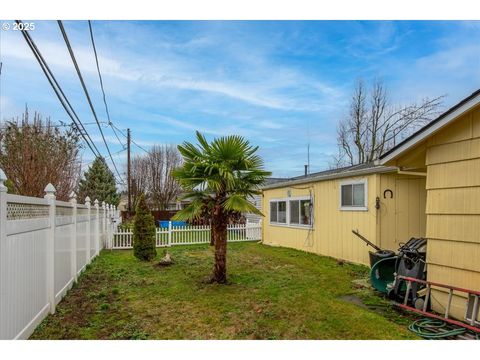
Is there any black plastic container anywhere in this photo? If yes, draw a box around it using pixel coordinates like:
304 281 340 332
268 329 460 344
369 250 395 267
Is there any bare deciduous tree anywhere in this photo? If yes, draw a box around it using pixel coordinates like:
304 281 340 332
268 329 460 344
130 153 150 206
130 144 182 210
0 108 81 200
335 79 443 167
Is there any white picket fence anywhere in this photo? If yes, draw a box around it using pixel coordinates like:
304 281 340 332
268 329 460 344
0 170 120 340
111 221 262 249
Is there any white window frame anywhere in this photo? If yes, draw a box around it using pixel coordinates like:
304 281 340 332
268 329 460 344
269 198 287 225
269 196 314 229
339 178 368 211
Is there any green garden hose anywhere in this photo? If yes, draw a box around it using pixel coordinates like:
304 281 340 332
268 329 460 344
408 318 468 339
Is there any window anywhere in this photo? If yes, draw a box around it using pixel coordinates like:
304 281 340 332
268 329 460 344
289 200 300 224
270 201 277 222
270 200 287 224
300 199 313 225
340 179 367 210
270 197 313 227
289 199 312 225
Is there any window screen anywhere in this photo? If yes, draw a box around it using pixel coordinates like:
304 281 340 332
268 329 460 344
341 182 365 207
352 183 365 206
289 200 300 224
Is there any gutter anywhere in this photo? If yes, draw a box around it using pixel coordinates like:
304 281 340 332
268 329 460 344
261 166 398 190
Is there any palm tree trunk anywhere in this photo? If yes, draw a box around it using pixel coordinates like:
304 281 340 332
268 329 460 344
212 216 228 283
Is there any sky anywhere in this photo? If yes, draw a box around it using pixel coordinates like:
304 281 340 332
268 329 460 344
1 20 479 183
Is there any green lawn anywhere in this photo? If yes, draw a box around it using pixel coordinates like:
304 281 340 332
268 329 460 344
31 242 417 339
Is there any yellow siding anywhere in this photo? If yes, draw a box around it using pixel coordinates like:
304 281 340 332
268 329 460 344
424 105 480 317
262 174 379 265
428 239 480 273
379 174 427 251
426 158 480 189
427 215 480 243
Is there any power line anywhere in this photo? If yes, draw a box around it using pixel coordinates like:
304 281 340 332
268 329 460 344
87 20 125 149
111 123 150 154
84 148 126 166
0 121 108 130
57 20 125 185
15 20 102 158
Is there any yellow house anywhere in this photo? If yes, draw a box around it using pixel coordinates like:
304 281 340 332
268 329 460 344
379 88 480 322
262 163 427 266
262 88 480 323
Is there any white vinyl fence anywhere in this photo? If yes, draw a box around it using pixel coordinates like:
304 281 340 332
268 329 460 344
111 221 262 249
0 169 120 340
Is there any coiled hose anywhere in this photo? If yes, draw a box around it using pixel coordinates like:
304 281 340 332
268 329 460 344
408 318 469 339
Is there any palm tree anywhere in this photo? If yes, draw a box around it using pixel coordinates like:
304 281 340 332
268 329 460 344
172 131 271 283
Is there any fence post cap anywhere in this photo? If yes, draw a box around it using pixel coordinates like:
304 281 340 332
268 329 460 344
94 199 99 206
102 201 106 208
69 191 77 199
44 183 56 194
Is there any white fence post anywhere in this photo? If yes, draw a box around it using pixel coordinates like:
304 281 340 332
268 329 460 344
168 221 172 247
105 203 109 249
44 183 56 314
85 196 91 264
102 201 106 248
69 192 78 282
94 199 100 256
0 170 7 338
107 204 112 249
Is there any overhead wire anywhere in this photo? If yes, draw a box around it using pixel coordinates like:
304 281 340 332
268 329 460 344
87 20 125 149
57 20 125 185
84 148 127 166
15 20 102 158
111 123 150 154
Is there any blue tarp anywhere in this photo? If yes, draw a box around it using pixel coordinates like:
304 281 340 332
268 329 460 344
158 220 186 228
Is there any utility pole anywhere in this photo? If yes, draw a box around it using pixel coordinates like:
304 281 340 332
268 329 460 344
127 128 131 213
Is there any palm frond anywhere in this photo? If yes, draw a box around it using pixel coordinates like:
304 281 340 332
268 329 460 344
222 194 264 216
172 198 205 221
172 131 271 221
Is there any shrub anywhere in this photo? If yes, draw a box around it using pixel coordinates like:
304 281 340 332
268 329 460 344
133 194 156 261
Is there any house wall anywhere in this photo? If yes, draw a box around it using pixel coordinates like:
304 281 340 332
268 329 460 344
423 105 480 321
245 194 262 223
262 174 380 266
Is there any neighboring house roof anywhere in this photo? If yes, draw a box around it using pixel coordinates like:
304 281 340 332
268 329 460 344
379 88 480 164
262 162 397 190
264 177 289 185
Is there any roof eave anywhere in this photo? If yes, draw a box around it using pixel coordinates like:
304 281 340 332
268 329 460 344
261 166 397 190
379 91 480 165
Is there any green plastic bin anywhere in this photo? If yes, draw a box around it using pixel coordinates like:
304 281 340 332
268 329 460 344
370 256 398 293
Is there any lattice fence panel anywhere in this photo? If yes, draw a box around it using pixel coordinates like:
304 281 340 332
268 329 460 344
6 203 50 220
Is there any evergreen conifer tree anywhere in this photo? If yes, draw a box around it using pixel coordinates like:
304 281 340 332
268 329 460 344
78 157 120 205
133 194 157 261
